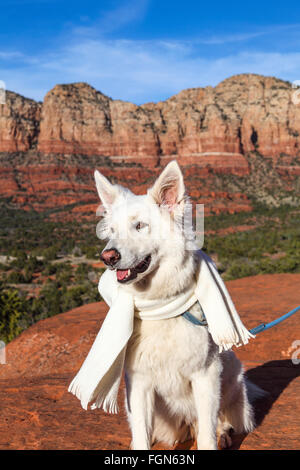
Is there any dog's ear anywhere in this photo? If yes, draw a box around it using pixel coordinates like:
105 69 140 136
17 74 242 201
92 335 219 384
94 170 118 209
149 160 185 211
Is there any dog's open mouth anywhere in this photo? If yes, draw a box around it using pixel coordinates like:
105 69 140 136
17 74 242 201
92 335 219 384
116 255 151 283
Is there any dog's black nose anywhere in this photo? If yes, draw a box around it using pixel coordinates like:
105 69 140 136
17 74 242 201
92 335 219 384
100 248 121 266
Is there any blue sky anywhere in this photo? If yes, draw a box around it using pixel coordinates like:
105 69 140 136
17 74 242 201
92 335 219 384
1 0 300 103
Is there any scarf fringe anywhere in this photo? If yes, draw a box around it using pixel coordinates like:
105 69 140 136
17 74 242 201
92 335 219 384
195 251 254 352
210 322 255 350
68 378 88 410
68 345 127 412
215 326 255 352
68 374 120 413
91 391 119 414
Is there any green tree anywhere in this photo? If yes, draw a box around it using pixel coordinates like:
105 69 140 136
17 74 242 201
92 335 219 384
0 283 26 342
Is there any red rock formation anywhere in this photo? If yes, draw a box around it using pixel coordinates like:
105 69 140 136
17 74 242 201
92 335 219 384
35 75 300 168
0 273 299 450
1 74 300 167
0 91 41 152
0 74 299 216
0 152 253 215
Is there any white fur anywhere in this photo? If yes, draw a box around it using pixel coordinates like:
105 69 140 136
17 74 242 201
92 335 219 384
94 161 264 450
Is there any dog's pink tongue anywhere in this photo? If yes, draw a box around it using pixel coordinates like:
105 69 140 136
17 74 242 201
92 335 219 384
117 269 129 281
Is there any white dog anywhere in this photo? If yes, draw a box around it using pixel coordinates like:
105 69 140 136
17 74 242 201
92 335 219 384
75 161 265 450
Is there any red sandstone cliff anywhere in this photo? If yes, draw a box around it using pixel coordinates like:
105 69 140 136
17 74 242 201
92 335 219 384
0 91 41 152
1 74 299 166
0 74 299 216
36 75 300 174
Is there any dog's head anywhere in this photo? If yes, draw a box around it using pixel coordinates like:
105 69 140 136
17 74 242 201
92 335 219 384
94 161 193 286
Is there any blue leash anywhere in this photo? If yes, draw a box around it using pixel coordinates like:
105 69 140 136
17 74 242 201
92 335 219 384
249 305 300 335
182 303 300 335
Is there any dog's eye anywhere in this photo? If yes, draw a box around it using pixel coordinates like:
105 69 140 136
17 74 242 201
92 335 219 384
136 222 148 231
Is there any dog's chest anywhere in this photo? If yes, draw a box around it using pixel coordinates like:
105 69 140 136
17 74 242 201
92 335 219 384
125 314 214 397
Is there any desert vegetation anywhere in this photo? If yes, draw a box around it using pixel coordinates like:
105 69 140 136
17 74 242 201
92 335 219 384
0 201 299 342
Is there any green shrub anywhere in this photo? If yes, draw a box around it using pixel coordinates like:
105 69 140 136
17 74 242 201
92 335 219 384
82 245 99 259
31 280 63 319
42 263 58 276
223 259 260 281
74 263 89 281
9 251 27 269
42 246 59 261
23 268 33 283
6 271 26 284
26 256 44 272
56 263 73 286
0 283 26 342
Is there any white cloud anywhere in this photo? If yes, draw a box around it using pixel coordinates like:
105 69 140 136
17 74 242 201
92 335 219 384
1 35 300 103
198 32 268 45
197 23 300 45
0 51 24 60
73 0 150 36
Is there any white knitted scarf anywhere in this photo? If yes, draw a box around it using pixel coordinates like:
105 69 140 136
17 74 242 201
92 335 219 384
68 250 254 413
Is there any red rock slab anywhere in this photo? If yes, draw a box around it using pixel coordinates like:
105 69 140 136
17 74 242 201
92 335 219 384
0 161 253 217
0 274 299 450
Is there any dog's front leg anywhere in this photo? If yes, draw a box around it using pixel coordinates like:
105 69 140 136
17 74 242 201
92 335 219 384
191 361 222 450
125 372 154 450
